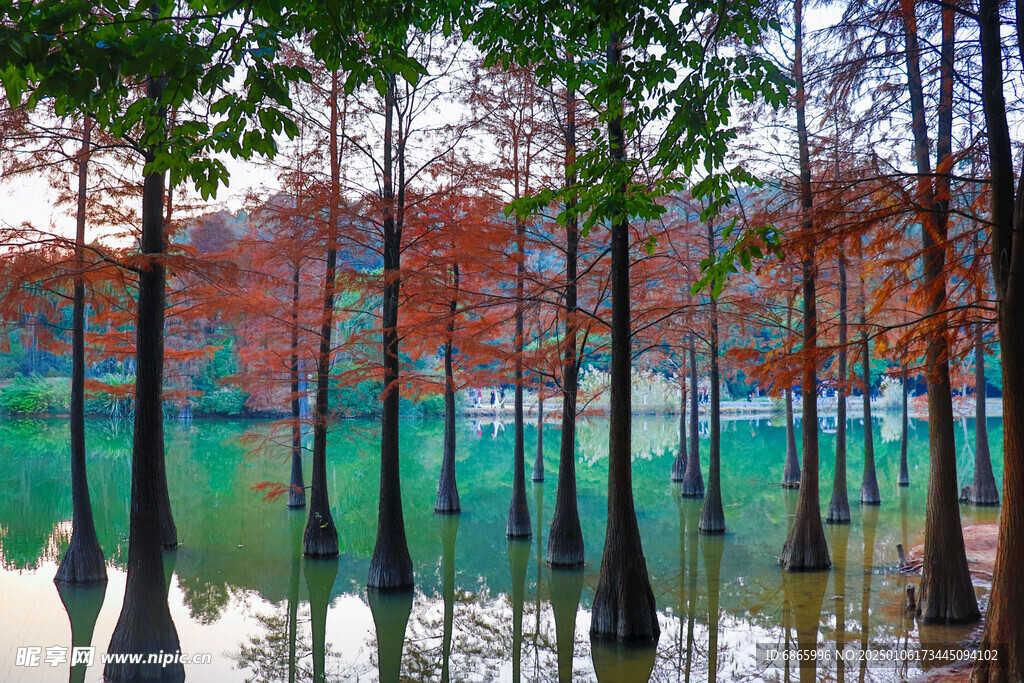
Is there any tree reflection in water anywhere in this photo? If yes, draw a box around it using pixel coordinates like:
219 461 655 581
702 533 725 683
781 568 828 683
828 522 851 683
368 588 413 683
56 580 106 683
549 566 584 682
859 505 879 683
233 516 352 682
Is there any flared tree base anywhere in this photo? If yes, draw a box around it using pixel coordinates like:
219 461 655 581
104 588 184 682
670 455 686 482
547 527 585 567
917 592 981 625
55 536 108 584
860 481 881 505
368 536 414 591
679 478 704 499
780 520 832 571
303 509 339 558
825 496 851 525
506 491 532 539
698 502 726 535
590 556 660 643
970 477 1000 507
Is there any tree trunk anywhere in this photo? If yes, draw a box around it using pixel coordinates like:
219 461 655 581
532 385 545 481
104 71 184 683
369 72 413 588
898 365 910 486
974 0 1024 670
700 222 725 534
783 303 800 488
899 0 979 624
287 260 305 509
547 69 584 566
780 0 830 569
56 116 107 584
681 335 704 497
971 317 998 505
671 371 688 481
781 256 830 568
859 274 880 504
507 216 532 538
783 388 799 487
589 30 659 644
436 264 461 513
303 71 341 558
827 253 851 522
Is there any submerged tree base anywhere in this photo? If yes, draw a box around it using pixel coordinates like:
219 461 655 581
699 495 725 535
104 586 184 682
969 482 1000 507
780 525 831 571
547 523 584 568
368 538 414 591
590 554 660 643
435 476 461 514
860 481 881 505
826 498 851 525
670 454 686 482
303 510 339 558
55 537 108 584
506 489 532 539
679 477 704 499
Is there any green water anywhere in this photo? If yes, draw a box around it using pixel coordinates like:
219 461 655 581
0 413 1003 681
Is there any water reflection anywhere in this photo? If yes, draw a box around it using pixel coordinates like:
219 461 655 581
859 505 879 683
55 581 106 683
0 416 1005 682
828 522 851 683
703 533 726 683
782 569 828 683
550 566 584 682
304 558 337 683
438 513 458 683
287 511 303 683
368 588 413 683
592 640 658 681
683 499 701 683
509 537 531 682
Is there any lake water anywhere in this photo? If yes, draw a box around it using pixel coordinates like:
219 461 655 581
0 413 1003 681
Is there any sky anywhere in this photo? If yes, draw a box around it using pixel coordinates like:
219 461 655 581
0 152 266 242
